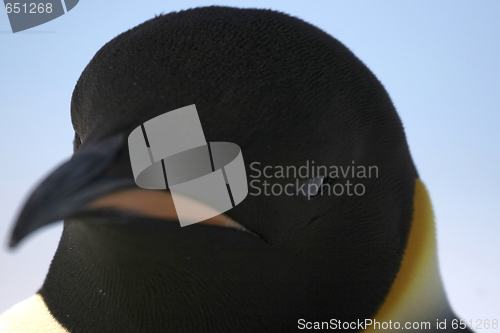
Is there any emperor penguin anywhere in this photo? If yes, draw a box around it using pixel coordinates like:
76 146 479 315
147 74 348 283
0 6 472 333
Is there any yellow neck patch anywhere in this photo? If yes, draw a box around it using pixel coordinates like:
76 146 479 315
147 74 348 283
364 179 452 331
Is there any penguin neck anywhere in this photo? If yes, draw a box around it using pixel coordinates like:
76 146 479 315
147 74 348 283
38 214 203 329
38 212 269 332
366 179 456 330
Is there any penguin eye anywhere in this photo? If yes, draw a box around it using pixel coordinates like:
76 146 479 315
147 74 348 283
297 176 325 200
297 176 336 200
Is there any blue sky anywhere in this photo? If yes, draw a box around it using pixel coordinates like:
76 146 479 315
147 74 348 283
0 0 499 323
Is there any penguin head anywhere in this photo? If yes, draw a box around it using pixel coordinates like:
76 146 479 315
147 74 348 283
11 6 418 328
69 5 417 241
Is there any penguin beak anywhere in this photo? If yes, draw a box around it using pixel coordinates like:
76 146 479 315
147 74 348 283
9 135 136 248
